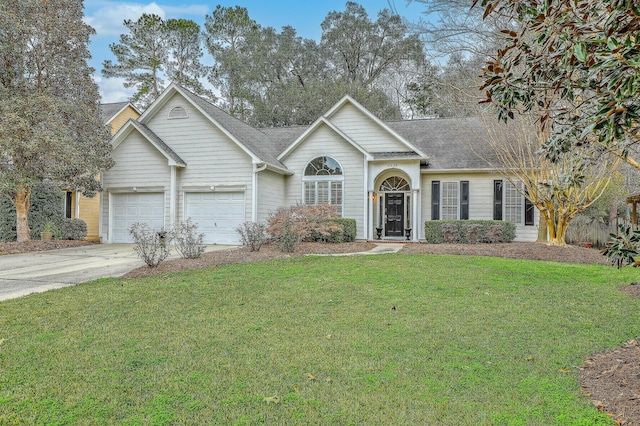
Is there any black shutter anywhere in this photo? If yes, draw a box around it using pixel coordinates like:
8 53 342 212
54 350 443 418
65 191 73 219
431 181 440 220
493 180 503 220
524 191 535 226
460 181 469 220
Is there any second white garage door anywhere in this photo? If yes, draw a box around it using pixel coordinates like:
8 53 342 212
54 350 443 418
185 192 245 244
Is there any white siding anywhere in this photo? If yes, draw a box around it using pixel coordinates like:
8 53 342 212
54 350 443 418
143 92 255 225
284 124 366 239
329 104 408 153
257 169 286 223
420 172 540 242
101 131 171 238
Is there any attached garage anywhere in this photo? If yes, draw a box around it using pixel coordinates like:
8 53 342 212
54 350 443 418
111 193 165 243
185 192 245 244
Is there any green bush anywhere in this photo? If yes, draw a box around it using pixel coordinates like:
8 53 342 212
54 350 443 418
57 218 87 240
424 220 516 244
310 218 357 243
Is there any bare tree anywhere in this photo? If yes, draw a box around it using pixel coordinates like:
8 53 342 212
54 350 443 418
480 114 616 246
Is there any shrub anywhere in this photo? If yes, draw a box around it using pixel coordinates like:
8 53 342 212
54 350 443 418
173 218 206 259
237 222 268 251
323 218 357 243
57 218 87 240
424 220 516 244
601 225 640 269
267 204 342 252
129 222 173 267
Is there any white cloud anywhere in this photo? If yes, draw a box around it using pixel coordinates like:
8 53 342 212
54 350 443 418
85 2 166 37
84 2 209 37
94 75 135 103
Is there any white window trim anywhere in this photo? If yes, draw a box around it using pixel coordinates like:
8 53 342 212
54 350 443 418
504 181 525 225
302 156 345 217
440 181 460 220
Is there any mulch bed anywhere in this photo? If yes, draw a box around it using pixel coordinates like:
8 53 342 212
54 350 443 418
1 239 639 423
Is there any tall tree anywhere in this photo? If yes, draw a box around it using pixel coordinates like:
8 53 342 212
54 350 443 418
164 18 214 102
204 5 258 120
405 0 512 57
321 2 424 87
0 0 112 242
476 0 640 170
482 114 615 246
102 13 167 109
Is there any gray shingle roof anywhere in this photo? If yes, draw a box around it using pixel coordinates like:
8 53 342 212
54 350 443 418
178 88 287 170
386 117 496 170
100 102 130 124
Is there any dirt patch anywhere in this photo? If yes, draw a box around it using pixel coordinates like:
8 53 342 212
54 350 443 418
400 241 609 265
0 239 94 255
123 241 376 279
578 284 640 426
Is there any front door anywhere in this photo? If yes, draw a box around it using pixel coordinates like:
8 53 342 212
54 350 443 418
385 193 404 237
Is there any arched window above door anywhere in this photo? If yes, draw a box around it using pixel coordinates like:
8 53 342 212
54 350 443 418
379 176 410 191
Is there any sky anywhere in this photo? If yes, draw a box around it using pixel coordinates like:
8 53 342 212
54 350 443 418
83 0 428 103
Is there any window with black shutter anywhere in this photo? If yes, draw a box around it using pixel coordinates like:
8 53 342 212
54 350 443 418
525 193 535 226
493 180 503 220
431 181 440 220
460 181 469 220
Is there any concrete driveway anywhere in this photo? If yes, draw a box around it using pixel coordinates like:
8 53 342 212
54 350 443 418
0 244 234 301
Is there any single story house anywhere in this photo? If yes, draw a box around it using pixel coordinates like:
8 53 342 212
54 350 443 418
65 102 141 241
100 83 539 244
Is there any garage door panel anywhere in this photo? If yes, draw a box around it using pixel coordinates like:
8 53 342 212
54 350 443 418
112 193 164 243
185 192 244 245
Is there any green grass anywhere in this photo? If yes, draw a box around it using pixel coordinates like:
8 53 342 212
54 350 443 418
1 254 639 425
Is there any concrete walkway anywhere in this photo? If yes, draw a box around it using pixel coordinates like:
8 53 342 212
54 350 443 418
313 243 406 256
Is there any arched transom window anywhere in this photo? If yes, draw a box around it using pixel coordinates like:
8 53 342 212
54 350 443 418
379 176 410 191
303 156 343 216
168 106 188 119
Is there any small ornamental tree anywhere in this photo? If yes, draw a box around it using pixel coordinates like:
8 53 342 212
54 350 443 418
267 204 341 252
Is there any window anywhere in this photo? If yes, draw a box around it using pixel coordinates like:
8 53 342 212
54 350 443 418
493 180 535 225
168 106 188 119
441 182 459 220
303 156 343 216
431 181 469 220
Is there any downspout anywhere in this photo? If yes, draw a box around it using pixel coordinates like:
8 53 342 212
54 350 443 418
74 192 80 219
364 157 369 240
252 163 267 222
170 166 177 228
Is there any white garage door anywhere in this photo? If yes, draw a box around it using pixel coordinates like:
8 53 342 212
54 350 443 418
112 193 165 243
185 192 245 244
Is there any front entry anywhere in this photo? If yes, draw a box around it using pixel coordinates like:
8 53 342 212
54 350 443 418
385 192 404 237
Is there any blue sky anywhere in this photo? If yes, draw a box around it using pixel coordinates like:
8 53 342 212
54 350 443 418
83 0 427 102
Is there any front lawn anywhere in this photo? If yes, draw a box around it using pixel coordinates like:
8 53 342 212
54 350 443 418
1 254 638 425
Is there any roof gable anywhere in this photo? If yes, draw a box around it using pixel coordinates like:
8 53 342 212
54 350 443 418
277 95 428 161
138 84 288 174
111 119 186 167
278 117 371 161
101 102 141 125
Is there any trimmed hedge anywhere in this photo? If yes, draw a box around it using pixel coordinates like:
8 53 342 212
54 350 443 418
309 218 357 243
56 218 88 240
424 220 516 244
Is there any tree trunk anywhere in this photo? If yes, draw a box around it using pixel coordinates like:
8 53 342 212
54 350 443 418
537 215 547 243
15 187 31 242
